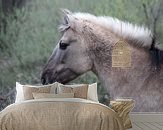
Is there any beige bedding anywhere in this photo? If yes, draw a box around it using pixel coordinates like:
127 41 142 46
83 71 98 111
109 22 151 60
0 98 125 130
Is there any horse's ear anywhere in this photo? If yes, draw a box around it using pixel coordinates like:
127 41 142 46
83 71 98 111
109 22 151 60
60 9 76 29
61 9 72 15
61 9 72 25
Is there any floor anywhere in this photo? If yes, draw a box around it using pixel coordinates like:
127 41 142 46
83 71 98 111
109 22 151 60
128 113 163 130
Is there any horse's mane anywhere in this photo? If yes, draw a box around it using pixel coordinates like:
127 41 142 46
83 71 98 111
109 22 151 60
60 10 163 68
60 10 153 48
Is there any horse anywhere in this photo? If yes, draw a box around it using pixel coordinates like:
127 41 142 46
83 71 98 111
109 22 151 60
41 9 163 112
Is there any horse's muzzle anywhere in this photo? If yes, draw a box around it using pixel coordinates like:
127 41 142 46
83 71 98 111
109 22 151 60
41 68 79 85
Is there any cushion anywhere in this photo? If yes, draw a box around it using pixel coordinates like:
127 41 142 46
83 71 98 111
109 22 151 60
57 84 88 99
32 93 74 99
110 99 135 129
50 82 62 93
23 86 51 100
56 83 98 101
15 82 58 102
15 82 24 103
87 83 98 102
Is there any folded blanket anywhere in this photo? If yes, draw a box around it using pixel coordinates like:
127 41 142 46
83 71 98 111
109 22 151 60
110 99 134 129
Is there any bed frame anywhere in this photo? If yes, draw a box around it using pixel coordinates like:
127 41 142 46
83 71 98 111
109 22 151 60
128 112 163 130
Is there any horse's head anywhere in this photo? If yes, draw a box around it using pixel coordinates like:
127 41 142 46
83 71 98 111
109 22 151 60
41 9 93 85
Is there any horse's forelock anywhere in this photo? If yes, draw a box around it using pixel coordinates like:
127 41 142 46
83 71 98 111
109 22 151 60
58 24 70 32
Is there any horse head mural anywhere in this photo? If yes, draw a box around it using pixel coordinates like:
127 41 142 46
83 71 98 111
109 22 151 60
41 9 163 112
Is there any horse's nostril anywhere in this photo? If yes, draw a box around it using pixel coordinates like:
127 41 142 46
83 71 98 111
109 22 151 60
41 77 46 85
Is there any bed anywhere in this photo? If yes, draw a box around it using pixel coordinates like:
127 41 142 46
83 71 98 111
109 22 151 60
0 82 134 130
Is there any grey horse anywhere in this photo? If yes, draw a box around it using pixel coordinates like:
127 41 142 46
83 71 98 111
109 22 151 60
41 10 163 112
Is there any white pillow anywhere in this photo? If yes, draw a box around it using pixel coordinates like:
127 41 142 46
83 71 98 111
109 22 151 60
87 83 98 102
15 82 25 103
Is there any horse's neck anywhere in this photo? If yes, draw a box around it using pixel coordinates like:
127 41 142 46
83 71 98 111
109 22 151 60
92 43 161 96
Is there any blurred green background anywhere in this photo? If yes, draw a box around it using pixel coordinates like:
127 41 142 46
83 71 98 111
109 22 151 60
0 0 163 110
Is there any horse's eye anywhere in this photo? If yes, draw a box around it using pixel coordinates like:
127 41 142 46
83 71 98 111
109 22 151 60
59 41 69 50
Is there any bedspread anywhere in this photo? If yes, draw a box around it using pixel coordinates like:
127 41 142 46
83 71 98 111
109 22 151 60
0 98 125 130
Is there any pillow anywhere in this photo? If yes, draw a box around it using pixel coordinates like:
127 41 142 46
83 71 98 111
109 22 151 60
32 93 74 99
110 99 135 129
57 84 88 99
50 82 62 93
23 85 51 100
15 82 24 103
87 83 98 102
56 83 98 101
15 82 58 102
